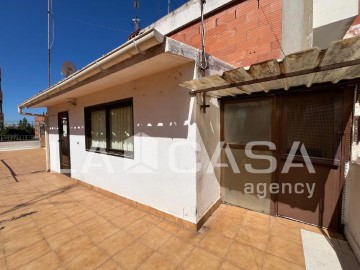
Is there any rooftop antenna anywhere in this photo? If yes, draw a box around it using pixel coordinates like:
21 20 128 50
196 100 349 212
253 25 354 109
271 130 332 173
168 0 171 14
132 0 140 31
61 62 76 78
0 67 3 130
48 0 51 87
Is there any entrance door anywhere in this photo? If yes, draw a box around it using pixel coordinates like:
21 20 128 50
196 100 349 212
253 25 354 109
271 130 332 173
58 111 71 175
277 90 352 230
221 99 275 214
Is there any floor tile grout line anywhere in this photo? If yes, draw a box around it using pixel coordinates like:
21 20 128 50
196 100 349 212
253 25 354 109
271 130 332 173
199 232 228 270
94 257 114 270
156 220 205 268
255 217 306 269
269 219 307 267
0 225 9 270
156 233 195 269
52 188 142 268
214 209 287 270
257 215 273 270
113 220 177 268
27 181 142 269
3 224 61 269
0 150 324 270
59 175 199 233
262 219 307 269
99 225 162 269
222 209 248 268
26 181 70 269
46 208 113 268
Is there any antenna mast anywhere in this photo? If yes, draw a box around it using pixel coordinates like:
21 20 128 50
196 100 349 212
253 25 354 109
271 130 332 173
0 68 3 130
132 0 140 31
47 0 51 87
168 0 171 14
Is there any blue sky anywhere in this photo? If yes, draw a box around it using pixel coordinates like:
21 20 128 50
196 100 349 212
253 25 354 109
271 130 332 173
0 0 187 123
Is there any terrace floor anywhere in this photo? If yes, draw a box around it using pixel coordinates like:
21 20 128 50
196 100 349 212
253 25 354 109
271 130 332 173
0 148 358 270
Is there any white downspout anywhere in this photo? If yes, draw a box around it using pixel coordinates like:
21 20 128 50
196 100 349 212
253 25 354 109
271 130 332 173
44 116 50 172
18 107 50 172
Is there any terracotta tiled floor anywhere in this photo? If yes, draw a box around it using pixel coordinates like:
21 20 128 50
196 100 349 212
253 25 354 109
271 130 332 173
0 149 351 269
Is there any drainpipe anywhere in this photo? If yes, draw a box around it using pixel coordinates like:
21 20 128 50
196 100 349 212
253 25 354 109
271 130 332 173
200 0 208 71
18 107 50 172
351 84 359 163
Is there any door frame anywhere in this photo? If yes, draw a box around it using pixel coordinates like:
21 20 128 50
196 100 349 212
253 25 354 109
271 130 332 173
219 84 354 230
220 95 279 216
58 111 71 176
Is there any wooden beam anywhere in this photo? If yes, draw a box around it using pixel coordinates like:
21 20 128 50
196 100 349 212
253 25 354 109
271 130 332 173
189 58 360 96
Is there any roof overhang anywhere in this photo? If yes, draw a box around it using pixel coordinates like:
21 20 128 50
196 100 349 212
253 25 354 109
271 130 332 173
19 28 232 110
181 36 360 97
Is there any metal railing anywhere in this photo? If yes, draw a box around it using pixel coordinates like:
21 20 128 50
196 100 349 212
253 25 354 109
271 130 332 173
0 135 36 142
4 121 35 127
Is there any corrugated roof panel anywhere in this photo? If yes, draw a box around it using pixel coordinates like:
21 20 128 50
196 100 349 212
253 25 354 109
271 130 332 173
180 36 360 98
222 67 264 93
180 79 210 91
201 75 247 97
180 75 229 91
249 59 286 91
313 37 360 84
283 47 320 88
342 65 360 81
208 88 246 97
199 75 229 87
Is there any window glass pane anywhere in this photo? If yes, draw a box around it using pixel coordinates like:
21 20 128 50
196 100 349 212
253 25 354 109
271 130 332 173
224 101 272 145
62 118 68 137
91 110 106 149
110 106 134 152
284 94 335 159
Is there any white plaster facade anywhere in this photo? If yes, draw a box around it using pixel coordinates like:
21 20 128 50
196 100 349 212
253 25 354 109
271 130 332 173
282 0 358 54
313 0 358 49
19 33 232 225
47 64 201 223
143 0 234 35
345 162 360 262
19 0 360 241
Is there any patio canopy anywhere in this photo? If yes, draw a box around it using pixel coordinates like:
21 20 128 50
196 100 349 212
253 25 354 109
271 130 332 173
181 36 360 97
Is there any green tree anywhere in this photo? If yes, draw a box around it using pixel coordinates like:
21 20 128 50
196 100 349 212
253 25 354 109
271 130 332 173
17 117 34 135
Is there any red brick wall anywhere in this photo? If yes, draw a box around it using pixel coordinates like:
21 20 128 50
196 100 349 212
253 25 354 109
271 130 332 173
34 116 46 147
352 0 360 25
170 0 282 67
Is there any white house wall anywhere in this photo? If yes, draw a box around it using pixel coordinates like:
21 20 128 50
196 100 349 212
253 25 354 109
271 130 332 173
313 0 358 30
345 163 360 262
143 0 234 35
195 95 222 221
48 64 202 223
282 0 358 53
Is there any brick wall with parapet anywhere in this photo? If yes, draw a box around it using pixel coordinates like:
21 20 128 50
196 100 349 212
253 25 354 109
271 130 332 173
170 0 282 67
